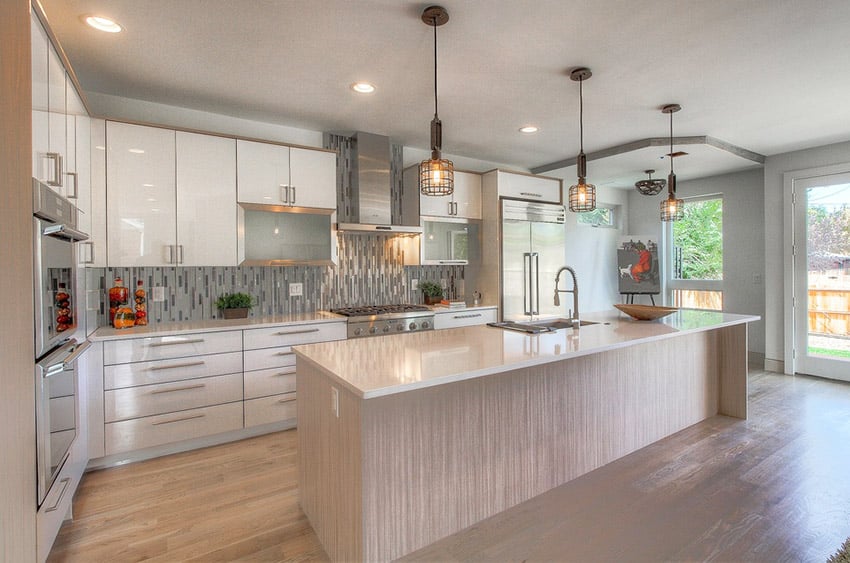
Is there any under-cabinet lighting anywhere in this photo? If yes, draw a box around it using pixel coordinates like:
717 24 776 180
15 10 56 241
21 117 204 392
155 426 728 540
83 15 123 33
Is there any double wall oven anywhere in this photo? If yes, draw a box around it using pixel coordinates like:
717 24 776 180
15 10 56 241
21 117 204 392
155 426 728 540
32 178 90 506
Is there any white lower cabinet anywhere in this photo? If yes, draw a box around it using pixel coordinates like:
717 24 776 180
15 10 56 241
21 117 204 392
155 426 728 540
433 307 498 330
245 393 297 427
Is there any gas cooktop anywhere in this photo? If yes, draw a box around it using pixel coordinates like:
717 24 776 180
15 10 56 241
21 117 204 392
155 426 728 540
330 304 431 317
330 304 434 338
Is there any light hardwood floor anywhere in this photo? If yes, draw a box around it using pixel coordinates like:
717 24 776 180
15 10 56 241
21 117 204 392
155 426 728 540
50 370 850 562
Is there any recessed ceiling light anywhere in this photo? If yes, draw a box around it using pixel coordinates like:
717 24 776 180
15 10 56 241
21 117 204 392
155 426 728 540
351 82 376 94
83 15 123 33
519 126 539 134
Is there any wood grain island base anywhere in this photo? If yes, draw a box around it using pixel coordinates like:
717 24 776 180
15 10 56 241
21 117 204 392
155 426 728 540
294 310 757 562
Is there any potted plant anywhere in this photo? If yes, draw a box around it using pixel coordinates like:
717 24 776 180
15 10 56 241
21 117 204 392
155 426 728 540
419 280 443 305
215 292 255 319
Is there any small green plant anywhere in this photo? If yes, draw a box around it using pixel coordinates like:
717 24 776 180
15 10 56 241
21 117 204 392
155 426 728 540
419 281 443 299
215 292 255 310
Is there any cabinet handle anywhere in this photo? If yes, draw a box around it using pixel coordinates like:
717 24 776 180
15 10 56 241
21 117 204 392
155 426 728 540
148 360 205 371
44 478 71 513
177 245 184 264
150 338 205 347
453 313 482 319
45 152 63 187
80 241 95 264
437 260 466 264
275 328 319 336
150 383 205 394
273 371 294 377
290 186 296 205
280 185 289 204
152 413 205 426
453 201 459 215
520 192 542 198
277 397 297 404
166 245 175 264
276 351 295 357
65 172 78 199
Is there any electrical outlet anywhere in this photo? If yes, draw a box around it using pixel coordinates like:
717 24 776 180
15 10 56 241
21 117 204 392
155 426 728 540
752 273 763 285
289 282 303 297
440 278 447 289
331 387 339 418
411 278 419 291
152 286 165 302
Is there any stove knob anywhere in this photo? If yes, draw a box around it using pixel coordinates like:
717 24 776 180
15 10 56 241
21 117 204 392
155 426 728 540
353 327 363 336
369 326 378 334
382 325 390 333
396 324 405 331
421 321 430 329
409 322 418 330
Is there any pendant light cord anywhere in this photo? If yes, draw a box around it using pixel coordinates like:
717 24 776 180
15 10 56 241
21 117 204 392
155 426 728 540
579 78 584 154
433 20 438 119
669 110 673 177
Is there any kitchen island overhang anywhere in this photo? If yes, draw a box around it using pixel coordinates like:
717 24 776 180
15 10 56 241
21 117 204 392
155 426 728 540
294 309 758 562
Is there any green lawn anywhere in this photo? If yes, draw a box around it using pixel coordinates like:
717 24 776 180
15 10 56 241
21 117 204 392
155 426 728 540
808 346 850 359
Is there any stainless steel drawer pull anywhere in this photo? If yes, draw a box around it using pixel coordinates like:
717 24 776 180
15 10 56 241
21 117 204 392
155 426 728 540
274 328 320 336
277 397 297 404
276 351 295 356
44 478 71 513
273 371 294 377
453 313 482 319
149 360 205 371
152 413 205 426
150 383 205 394
150 338 205 347
520 191 542 197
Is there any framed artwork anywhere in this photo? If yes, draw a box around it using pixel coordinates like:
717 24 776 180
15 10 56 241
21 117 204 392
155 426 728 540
618 236 660 294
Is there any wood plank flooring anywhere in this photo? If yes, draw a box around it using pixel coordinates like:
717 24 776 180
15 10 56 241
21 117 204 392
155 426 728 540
49 370 850 562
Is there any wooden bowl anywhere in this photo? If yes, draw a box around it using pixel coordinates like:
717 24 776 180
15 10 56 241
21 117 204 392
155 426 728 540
614 304 678 321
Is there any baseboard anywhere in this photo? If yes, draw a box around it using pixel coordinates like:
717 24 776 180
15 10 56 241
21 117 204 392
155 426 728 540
748 351 765 370
764 358 785 373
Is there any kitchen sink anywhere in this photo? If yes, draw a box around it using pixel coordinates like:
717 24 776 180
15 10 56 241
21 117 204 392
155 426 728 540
530 318 599 330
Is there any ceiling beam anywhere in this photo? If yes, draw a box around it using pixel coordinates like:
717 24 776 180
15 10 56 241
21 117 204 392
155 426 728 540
530 136 766 175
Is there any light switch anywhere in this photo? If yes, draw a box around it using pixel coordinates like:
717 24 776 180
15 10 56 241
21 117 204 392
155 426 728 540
152 286 165 302
289 282 303 297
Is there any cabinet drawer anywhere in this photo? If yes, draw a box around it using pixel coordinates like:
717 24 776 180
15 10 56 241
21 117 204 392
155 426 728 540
105 373 243 422
244 366 296 399
244 346 296 372
105 402 243 455
104 351 243 390
245 393 297 427
103 330 242 365
434 308 498 330
243 322 345 350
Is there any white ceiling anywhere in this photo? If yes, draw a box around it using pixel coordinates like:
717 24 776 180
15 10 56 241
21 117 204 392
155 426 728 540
38 0 850 186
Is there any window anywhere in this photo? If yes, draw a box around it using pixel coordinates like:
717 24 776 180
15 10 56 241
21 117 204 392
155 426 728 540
577 205 616 228
668 196 723 310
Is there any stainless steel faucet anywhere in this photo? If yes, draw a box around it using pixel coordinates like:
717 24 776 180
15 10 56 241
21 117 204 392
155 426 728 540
554 266 579 323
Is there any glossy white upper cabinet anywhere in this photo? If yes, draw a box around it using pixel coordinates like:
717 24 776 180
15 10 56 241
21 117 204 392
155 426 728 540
410 167 482 219
288 147 337 209
47 42 67 193
176 131 237 266
236 139 290 205
495 170 561 204
237 140 336 209
87 119 107 267
106 122 177 267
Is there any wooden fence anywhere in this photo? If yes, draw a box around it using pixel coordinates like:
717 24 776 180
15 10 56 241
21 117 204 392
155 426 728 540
809 288 850 336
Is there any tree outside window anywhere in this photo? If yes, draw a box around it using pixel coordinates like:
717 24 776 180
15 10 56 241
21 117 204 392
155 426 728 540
673 198 723 280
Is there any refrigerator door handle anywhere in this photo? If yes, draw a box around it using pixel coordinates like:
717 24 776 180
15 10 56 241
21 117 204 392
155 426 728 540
533 253 540 315
523 252 533 316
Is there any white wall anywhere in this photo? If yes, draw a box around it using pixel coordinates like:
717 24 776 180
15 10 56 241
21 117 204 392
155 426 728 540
628 168 766 355
763 140 850 371
564 185 630 314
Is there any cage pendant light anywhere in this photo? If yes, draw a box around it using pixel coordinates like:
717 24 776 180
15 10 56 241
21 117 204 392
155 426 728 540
568 68 596 213
635 169 666 196
660 104 684 221
419 6 454 197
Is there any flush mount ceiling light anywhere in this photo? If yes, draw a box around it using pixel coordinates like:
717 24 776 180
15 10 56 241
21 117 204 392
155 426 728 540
635 169 665 196
567 67 596 213
660 104 684 222
82 15 123 33
519 125 539 134
351 82 376 94
419 5 454 197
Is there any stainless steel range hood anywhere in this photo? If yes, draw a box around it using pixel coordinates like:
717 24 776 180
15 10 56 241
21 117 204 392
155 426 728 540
337 132 422 234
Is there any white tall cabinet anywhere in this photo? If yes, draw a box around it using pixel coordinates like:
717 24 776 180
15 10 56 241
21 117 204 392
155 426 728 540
106 122 238 267
237 140 336 209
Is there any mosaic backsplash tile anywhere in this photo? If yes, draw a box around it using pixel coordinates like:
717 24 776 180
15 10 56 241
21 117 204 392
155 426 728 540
94 234 465 327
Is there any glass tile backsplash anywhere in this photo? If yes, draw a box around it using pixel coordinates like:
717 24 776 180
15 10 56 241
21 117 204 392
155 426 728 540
93 233 464 327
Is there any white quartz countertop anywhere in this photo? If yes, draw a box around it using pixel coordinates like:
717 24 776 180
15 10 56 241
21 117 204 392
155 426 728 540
294 309 760 399
90 311 344 341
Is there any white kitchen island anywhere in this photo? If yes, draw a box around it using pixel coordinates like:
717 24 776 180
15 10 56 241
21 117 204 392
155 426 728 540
293 309 759 562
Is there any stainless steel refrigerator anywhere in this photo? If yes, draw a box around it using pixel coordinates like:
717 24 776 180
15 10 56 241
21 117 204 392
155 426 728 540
501 199 566 322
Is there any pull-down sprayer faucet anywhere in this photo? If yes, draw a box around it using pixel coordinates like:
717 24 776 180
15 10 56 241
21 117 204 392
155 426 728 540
554 266 579 324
